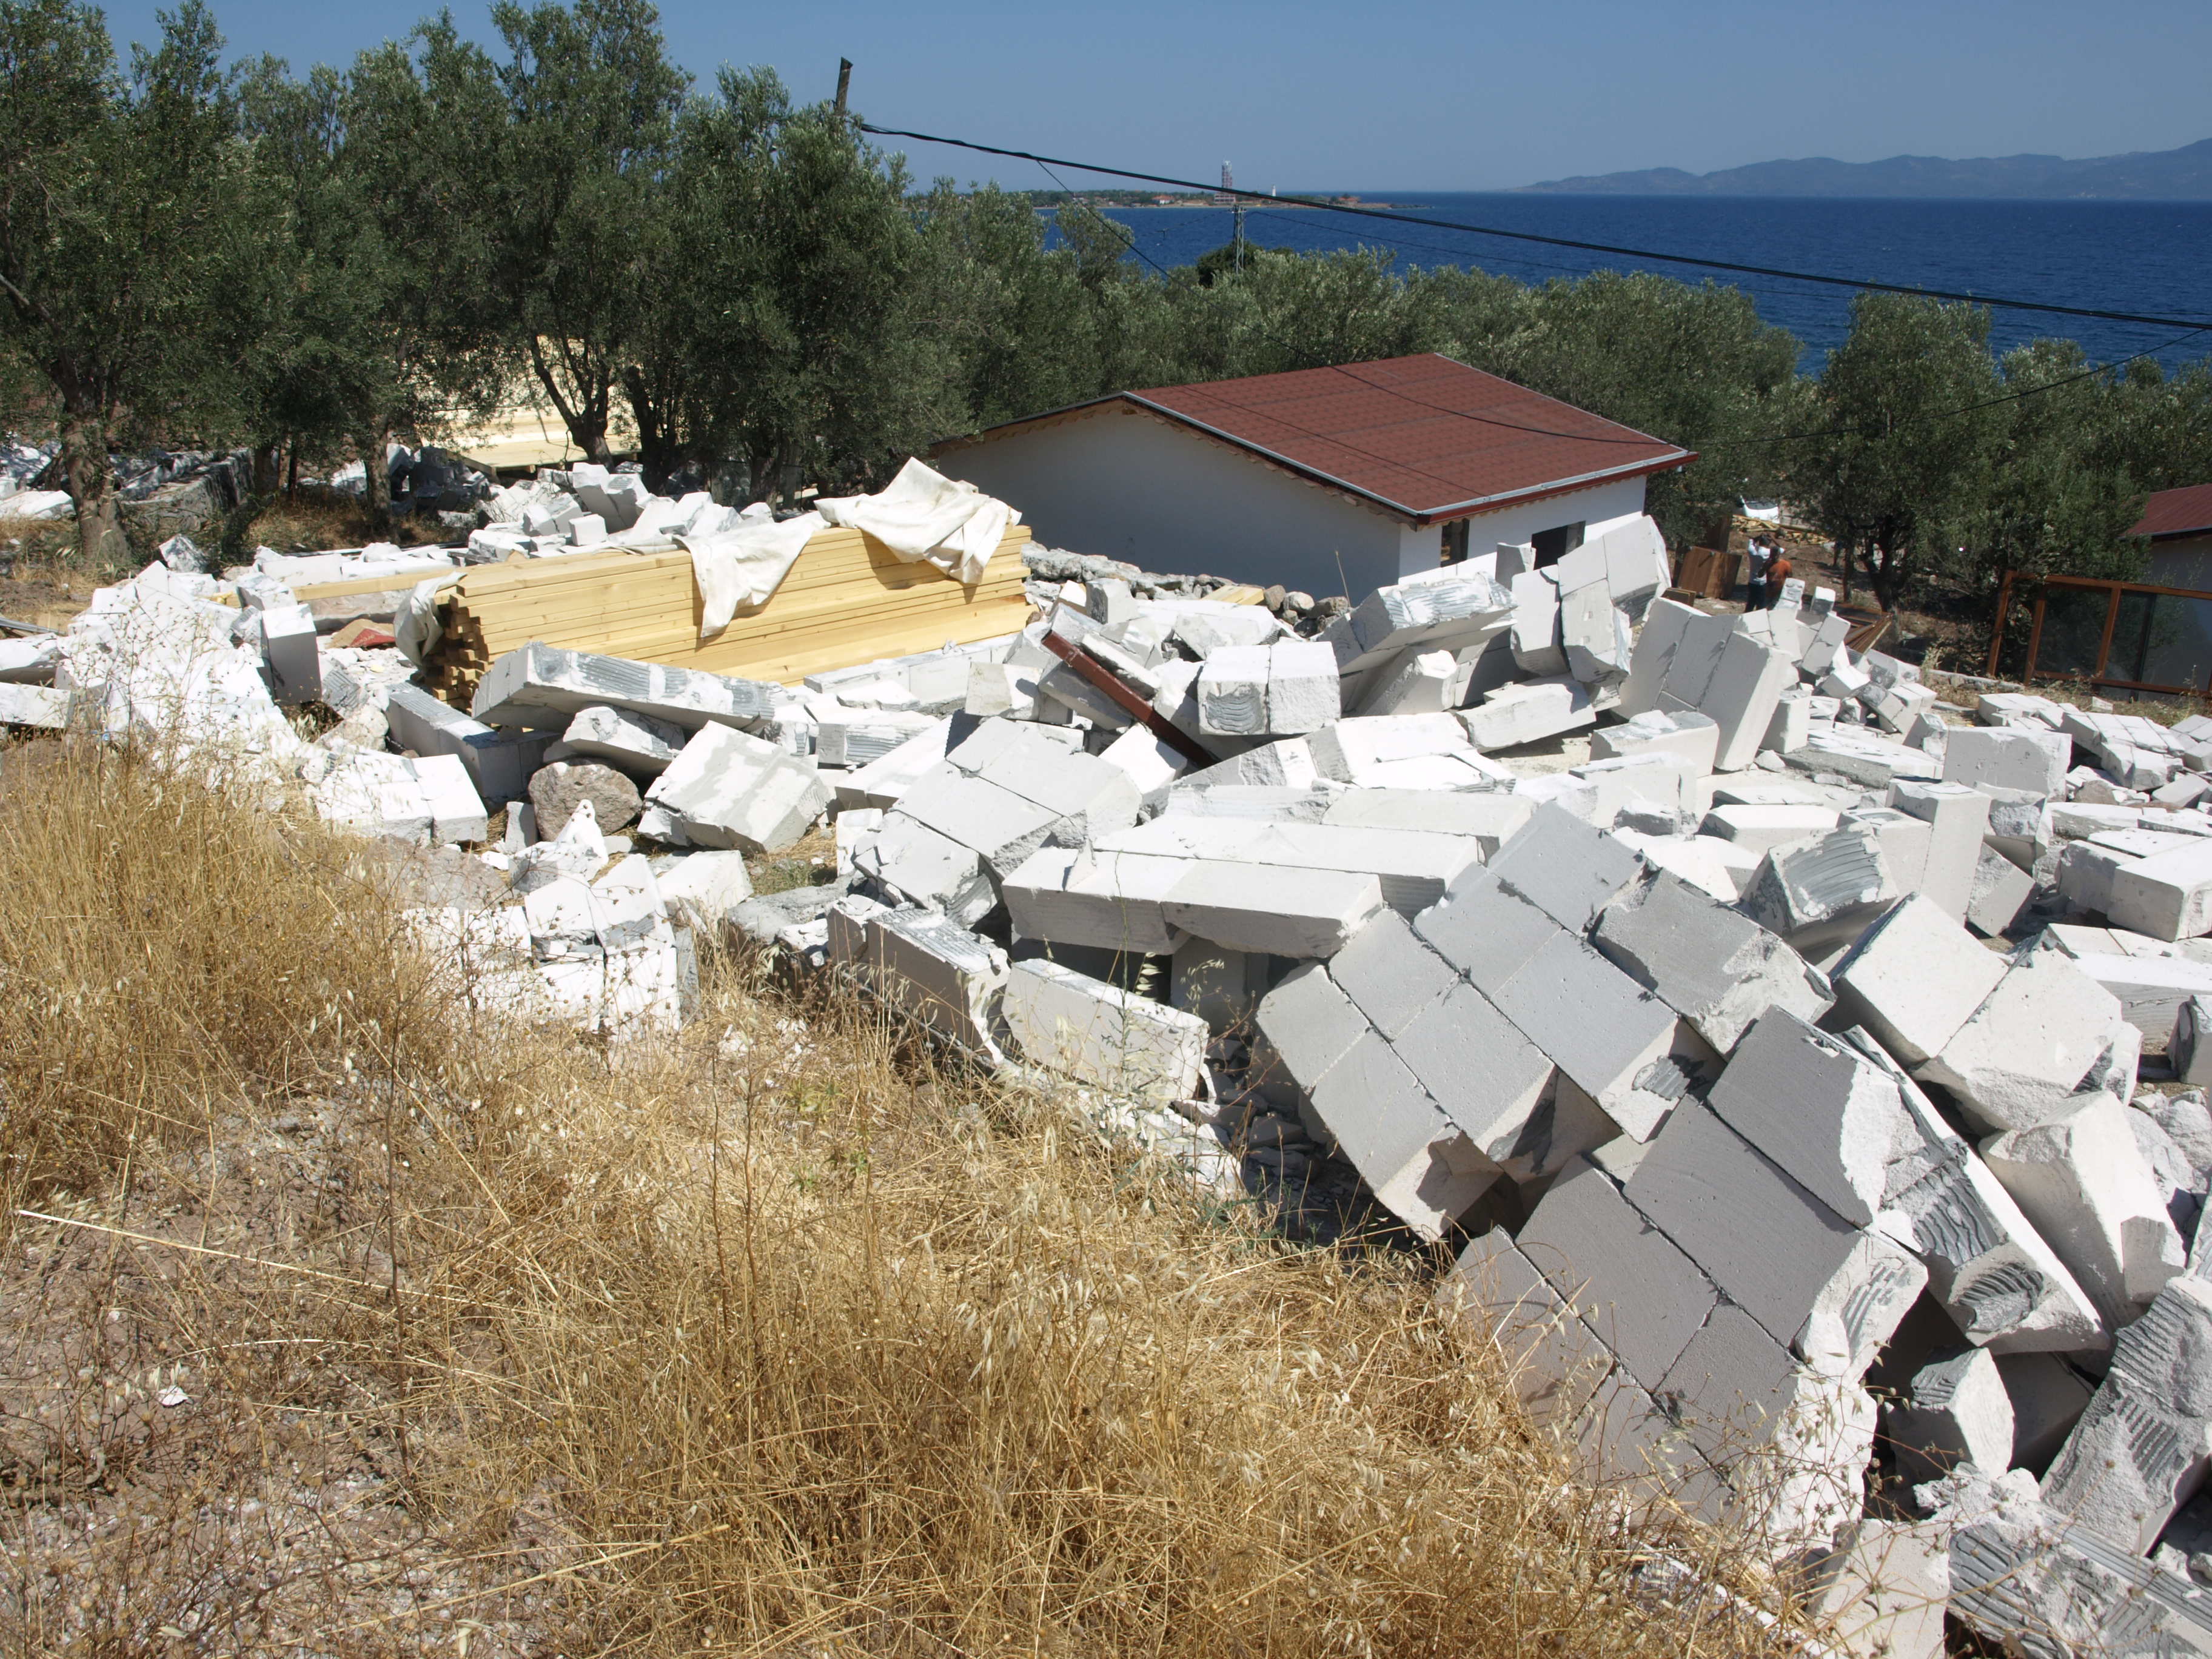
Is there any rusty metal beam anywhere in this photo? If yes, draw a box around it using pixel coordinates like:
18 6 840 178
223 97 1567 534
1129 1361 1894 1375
1039 629 1218 769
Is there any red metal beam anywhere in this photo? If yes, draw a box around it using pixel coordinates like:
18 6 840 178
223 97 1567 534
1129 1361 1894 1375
1039 629 1219 769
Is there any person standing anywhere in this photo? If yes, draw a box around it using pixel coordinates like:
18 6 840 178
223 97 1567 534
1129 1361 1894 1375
1765 546 1794 609
1744 534 1773 612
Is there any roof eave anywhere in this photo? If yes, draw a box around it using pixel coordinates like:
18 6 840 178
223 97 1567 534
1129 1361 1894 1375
1408 452 1698 525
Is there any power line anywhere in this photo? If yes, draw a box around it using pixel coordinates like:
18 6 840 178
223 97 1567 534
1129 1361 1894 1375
863 120 2212 333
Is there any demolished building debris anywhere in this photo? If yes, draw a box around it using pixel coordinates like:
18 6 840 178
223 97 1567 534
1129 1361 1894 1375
18 456 2212 1652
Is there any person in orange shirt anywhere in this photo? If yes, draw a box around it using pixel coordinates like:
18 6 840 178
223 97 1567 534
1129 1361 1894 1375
1765 549 1794 608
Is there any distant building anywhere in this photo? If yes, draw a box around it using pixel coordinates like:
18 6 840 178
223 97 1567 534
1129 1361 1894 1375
1212 163 1235 208
931 354 1695 600
2133 483 2212 590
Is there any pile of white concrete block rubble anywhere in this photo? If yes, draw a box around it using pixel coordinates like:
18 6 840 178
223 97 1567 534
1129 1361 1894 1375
25 509 2212 1651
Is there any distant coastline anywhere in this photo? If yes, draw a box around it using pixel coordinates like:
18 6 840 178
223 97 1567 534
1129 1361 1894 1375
1518 136 2212 200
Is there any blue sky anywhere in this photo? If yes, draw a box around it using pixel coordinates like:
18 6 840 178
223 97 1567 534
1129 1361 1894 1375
100 0 2212 190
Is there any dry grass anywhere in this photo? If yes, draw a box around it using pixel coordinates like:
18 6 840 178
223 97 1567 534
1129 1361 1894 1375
0 737 1808 1657
244 488 451 556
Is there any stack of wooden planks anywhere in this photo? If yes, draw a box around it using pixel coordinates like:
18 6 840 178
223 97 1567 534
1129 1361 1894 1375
420 523 1036 704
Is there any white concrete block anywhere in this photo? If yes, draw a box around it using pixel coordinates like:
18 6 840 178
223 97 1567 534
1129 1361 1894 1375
1265 638 1341 733
1886 1347 2017 1486
260 602 321 705
1698 628 1800 771
1831 893 2009 1068
1322 788 1532 853
1739 826 1902 951
1392 979 1564 1176
1162 859 1386 958
1195 645 1270 737
1588 708 1720 771
1788 726 1942 788
1438 1228 1615 1429
2111 839 2212 940
1413 863 1565 996
1353 647 1456 717
1459 675 1594 751
1003 958 1206 1100
410 752 489 845
1594 870 1833 1054
560 703 687 777
1802 1520 1951 1659
1920 949 2128 1133
644 722 830 854
1000 845 1185 954
856 814 996 925
1943 725 2071 794
651 849 754 936
472 641 778 733
1255 959 1373 1093
1965 843 2035 937
2042 1276 2212 1554
1981 1094 2186 1326
1701 802 1841 853
1887 779 1992 921
1487 930 1680 1119
1307 712 1472 781
0 682 70 728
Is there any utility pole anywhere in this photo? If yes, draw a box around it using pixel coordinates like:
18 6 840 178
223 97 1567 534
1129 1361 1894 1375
1233 199 1246 272
834 58 853 116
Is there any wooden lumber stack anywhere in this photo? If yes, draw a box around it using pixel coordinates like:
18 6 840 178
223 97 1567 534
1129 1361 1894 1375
420 523 1035 704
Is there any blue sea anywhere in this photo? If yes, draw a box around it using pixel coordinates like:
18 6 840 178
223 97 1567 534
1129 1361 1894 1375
1068 195 2212 374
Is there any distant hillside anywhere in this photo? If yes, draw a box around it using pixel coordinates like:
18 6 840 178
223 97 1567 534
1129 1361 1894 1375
1520 136 2212 198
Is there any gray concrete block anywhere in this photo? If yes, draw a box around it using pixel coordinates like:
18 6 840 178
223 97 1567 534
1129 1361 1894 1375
386 682 555 804
558 702 687 777
1484 801 1646 931
1487 930 1680 1116
1701 802 1842 853
1393 980 1563 1176
1615 597 1701 718
1704 1011 1925 1228
892 769 1061 879
1412 864 1563 996
1800 1519 1951 1659
1003 958 1208 1101
1698 628 1800 771
1305 1030 1497 1240
1437 1228 1615 1429
1520 1159 1719 1391
1594 870 1834 1054
1625 1101 1863 1349
1255 959 1373 1094
1994 1352 2095 1473
1785 726 1943 788
1169 938 1267 1034
1327 908 1456 1039
2042 1276 2212 1554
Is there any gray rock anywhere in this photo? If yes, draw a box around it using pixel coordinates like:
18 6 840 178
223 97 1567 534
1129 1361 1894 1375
530 760 642 839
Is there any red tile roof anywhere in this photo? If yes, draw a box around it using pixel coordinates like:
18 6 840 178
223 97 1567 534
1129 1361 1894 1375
2132 483 2212 541
942 354 1694 525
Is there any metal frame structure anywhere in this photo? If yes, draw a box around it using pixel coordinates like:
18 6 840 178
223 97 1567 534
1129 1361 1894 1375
1987 569 2212 695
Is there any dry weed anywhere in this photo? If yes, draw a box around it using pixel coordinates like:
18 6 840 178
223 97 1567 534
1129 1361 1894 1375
246 489 449 556
0 737 1805 1657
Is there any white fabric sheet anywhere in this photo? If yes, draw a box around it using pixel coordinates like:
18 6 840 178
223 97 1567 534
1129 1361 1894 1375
814 457 1019 586
682 507 824 642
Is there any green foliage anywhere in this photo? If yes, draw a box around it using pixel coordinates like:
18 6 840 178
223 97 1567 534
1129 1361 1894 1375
1791 293 2003 609
9 0 2212 604
0 0 246 557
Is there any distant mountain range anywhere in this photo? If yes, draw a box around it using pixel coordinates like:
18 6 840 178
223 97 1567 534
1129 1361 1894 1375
1519 136 2212 199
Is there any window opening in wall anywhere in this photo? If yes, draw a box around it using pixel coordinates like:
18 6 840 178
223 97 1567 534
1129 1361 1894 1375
1439 520 1470 566
1531 522 1585 568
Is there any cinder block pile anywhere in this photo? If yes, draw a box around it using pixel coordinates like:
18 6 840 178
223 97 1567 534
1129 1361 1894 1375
34 500 2212 1650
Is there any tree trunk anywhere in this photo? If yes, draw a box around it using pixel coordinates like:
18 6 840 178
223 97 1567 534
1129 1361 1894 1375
252 443 282 497
286 441 298 497
59 400 126 567
620 367 676 493
357 429 391 532
529 342 609 465
1836 540 1854 606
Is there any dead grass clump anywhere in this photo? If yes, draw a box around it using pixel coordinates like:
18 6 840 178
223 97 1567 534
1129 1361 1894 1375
244 488 449 555
0 740 1795 1657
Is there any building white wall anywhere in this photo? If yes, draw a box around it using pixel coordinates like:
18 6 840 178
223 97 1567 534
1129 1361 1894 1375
940 405 1649 599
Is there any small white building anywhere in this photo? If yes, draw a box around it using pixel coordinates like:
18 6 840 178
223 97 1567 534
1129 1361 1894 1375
933 353 1694 600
